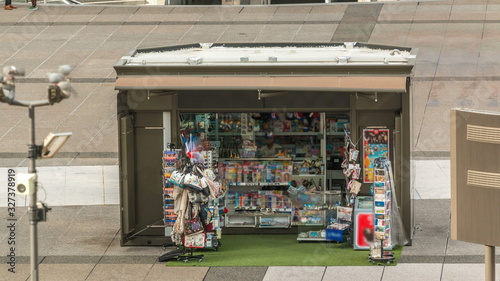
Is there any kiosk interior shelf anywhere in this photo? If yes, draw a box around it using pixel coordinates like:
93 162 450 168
178 112 349 232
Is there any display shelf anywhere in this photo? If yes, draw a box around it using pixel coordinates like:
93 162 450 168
214 132 330 137
227 212 260 217
323 190 342 196
235 206 260 211
259 215 291 228
162 150 181 230
326 132 346 136
373 162 394 250
297 237 327 242
226 215 257 228
293 157 324 161
259 212 292 216
212 131 324 138
175 112 351 235
255 132 322 136
219 157 292 161
226 181 293 187
269 207 293 213
216 132 242 136
297 229 328 241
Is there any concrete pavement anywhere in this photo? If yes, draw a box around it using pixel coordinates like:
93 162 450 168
0 159 453 208
0 0 499 279
0 160 498 280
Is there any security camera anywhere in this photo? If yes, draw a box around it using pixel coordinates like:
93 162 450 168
16 173 37 195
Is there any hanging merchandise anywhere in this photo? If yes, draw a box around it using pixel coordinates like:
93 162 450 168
348 179 362 195
163 135 226 263
342 126 362 207
349 148 359 162
184 214 205 235
182 171 205 193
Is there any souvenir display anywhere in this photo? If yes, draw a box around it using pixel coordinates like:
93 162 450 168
163 112 399 258
165 136 224 263
368 158 399 265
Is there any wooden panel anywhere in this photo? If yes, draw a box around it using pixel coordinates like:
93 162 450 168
115 75 408 92
178 90 264 109
133 127 164 237
119 116 136 241
451 109 500 247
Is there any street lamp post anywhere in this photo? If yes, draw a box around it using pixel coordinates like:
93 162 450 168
28 105 39 281
1 65 73 281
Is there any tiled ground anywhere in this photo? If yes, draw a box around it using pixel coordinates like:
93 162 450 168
0 200 498 280
0 1 500 280
0 159 451 207
0 1 499 156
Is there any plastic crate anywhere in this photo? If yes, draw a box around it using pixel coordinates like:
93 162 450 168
326 228 345 242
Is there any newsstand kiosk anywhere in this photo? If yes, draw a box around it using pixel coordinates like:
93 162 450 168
114 42 416 246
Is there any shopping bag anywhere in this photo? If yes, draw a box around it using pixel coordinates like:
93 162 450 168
202 168 217 181
182 173 204 193
188 190 209 204
205 178 225 199
199 203 213 225
200 177 211 197
168 170 185 187
184 216 204 235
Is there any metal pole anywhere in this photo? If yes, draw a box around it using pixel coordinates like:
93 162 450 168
28 106 39 281
485 245 495 281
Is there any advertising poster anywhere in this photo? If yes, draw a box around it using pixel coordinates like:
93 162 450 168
362 128 389 183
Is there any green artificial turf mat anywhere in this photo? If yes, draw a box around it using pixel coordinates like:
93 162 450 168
165 234 401 266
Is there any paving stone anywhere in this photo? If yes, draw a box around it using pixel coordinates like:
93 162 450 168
85 263 151 281
144 264 209 281
263 266 325 281
382 263 442 281
204 266 268 281
324 266 384 281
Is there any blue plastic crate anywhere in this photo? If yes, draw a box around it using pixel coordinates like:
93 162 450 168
326 228 345 242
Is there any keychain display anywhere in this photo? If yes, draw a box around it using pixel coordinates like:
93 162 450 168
348 179 362 195
349 148 359 162
342 125 362 207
